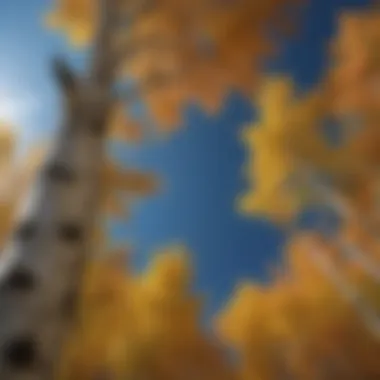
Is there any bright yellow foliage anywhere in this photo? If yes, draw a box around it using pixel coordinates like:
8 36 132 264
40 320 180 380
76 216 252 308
59 246 237 380
238 77 335 221
240 59 380 222
57 250 139 379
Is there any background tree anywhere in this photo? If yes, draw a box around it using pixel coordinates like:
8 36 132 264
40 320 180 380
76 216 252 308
231 4 380 379
215 233 380 380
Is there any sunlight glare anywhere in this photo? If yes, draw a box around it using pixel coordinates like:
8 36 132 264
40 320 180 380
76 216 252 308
0 91 41 135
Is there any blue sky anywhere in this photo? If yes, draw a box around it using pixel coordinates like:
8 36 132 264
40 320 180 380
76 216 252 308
0 0 370 320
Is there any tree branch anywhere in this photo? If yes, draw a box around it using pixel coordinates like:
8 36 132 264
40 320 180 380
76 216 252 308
52 57 79 95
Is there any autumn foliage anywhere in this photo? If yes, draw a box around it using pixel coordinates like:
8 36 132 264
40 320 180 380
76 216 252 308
58 247 238 380
228 4 380 379
1 1 379 379
44 0 305 131
215 232 380 380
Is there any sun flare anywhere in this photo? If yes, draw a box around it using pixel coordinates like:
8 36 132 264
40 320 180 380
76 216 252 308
0 91 40 133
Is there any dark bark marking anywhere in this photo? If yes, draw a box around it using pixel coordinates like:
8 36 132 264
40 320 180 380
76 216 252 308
3 335 38 370
14 221 37 242
52 57 78 95
45 162 76 183
57 223 84 243
2 267 36 293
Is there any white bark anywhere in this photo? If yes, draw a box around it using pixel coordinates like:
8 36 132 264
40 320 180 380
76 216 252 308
0 0 122 377
0 89 108 378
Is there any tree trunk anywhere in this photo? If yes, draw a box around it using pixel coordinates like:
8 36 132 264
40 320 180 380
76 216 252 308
0 82 112 379
0 0 120 377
